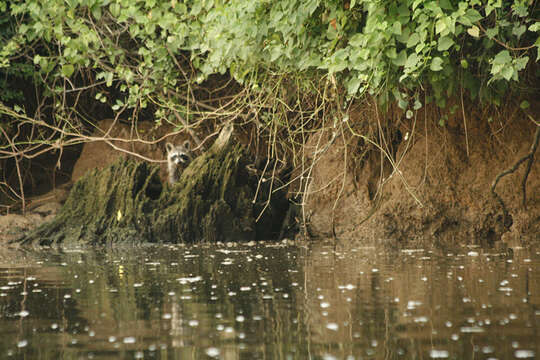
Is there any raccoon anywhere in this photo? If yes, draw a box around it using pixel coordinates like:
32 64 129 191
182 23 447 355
166 140 193 184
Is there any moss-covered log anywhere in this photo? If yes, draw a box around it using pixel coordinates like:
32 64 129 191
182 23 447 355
17 126 289 246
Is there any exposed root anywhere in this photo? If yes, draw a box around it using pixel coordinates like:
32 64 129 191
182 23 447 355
491 121 539 228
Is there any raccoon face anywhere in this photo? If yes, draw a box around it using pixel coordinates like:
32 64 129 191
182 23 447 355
166 140 192 165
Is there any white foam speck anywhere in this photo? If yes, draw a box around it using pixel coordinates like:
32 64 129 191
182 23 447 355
429 349 449 358
206 347 220 357
515 350 535 358
326 323 339 331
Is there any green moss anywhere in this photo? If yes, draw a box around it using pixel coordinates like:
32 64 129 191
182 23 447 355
18 141 289 246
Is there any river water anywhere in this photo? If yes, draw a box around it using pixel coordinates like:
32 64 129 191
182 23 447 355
0 241 538 359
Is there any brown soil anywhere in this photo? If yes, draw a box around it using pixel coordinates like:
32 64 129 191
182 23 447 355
297 101 540 246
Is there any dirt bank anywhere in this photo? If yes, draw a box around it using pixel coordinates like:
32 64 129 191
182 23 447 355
298 101 540 246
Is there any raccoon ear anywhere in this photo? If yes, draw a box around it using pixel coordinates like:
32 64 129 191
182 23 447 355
165 142 174 152
183 140 191 150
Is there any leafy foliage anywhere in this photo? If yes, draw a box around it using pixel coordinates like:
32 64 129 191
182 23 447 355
0 0 538 120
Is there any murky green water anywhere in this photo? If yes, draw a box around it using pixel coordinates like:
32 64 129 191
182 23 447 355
0 241 539 359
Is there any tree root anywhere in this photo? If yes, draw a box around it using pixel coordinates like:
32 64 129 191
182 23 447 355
491 123 540 228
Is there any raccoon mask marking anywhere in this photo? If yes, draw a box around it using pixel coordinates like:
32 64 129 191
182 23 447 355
166 140 193 184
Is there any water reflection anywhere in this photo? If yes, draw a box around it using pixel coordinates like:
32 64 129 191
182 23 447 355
0 242 538 359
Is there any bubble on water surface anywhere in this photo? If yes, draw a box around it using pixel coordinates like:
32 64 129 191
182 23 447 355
460 326 484 333
482 346 494 354
206 347 220 357
429 349 449 358
177 276 202 284
326 323 338 331
123 337 136 344
407 300 422 309
515 350 535 358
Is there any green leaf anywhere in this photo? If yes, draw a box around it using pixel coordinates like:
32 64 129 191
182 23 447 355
385 47 397 59
439 0 453 10
520 100 530 109
392 21 402 35
269 46 282 62
467 26 479 38
501 66 514 81
392 50 407 66
105 72 113 87
61 64 75 77
435 19 446 35
430 57 443 71
398 97 409 110
91 5 101 20
439 115 447 127
407 33 420 48
514 56 529 71
485 27 498 39
512 24 526 39
347 76 361 95
405 52 419 69
110 3 120 17
406 110 413 119
492 50 512 65
437 36 454 51
529 22 540 32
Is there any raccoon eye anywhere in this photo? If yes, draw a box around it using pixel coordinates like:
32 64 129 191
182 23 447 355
179 154 190 163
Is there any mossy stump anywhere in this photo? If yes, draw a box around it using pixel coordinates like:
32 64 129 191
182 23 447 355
17 127 289 246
